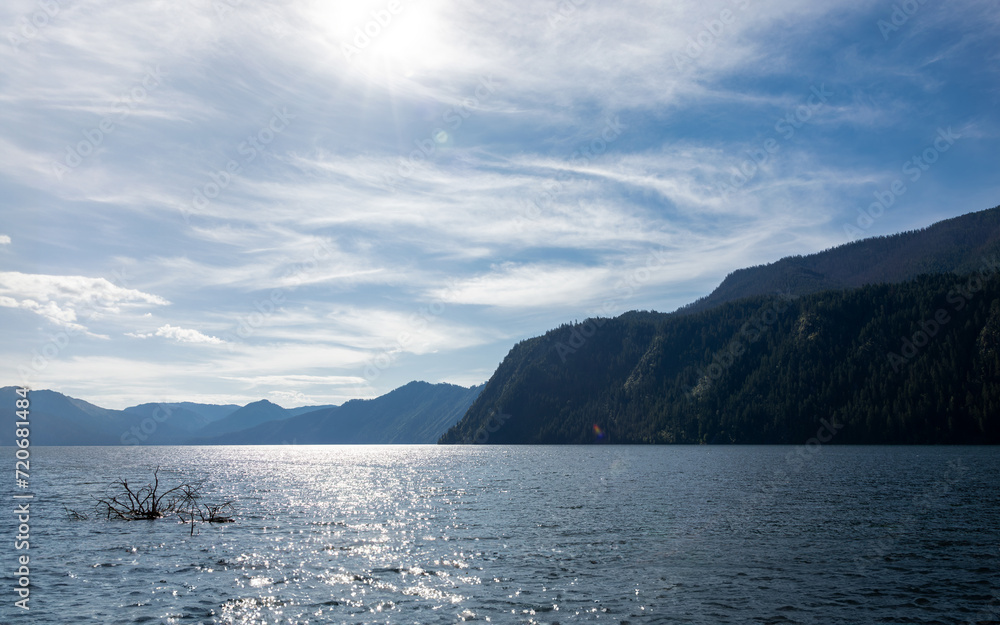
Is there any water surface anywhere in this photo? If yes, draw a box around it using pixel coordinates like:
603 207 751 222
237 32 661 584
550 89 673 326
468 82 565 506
8 445 1000 624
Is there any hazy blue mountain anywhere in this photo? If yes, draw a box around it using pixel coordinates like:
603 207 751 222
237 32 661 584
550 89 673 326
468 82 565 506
122 401 331 438
0 386 464 446
0 388 191 445
679 204 1000 314
167 402 241 422
199 382 483 444
124 403 216 432
286 404 336 417
193 399 299 438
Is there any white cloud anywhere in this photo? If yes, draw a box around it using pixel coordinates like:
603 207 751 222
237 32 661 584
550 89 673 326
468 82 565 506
0 235 10 244
153 324 225 345
267 389 319 407
126 324 225 344
0 271 168 331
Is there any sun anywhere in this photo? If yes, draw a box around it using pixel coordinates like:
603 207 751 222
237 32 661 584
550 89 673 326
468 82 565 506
310 0 451 79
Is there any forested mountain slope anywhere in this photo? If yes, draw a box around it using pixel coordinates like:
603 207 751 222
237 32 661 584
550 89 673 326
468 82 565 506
442 270 1000 445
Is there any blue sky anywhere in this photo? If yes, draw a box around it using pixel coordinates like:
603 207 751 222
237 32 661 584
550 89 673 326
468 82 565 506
1 0 998 409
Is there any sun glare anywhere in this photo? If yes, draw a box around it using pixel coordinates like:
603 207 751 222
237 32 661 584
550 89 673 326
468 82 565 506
312 0 450 79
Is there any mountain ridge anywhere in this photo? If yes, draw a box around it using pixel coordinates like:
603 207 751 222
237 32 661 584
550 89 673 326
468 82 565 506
677 205 1000 314
0 382 481 446
195 381 483 445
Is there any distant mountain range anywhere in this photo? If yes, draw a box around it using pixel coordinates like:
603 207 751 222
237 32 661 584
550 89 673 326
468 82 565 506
0 382 481 446
195 382 484 444
192 399 338 439
124 401 238 433
442 204 1000 445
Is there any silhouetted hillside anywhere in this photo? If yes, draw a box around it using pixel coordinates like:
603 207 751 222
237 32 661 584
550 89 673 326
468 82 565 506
442 269 1000 445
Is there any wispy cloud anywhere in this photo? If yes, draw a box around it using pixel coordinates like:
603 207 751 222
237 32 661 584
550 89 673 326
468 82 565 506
431 263 613 309
128 324 225 345
1 0 996 406
224 374 368 386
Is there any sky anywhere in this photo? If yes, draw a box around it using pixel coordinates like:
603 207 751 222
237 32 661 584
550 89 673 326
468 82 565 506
0 0 998 409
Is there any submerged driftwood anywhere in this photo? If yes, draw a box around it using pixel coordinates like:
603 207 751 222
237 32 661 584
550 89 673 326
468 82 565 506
92 467 235 534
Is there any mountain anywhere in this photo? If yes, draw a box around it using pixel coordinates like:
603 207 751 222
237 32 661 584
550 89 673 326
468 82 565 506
679 205 1000 314
0 388 192 445
193 399 307 438
441 265 1000 445
125 400 284 435
163 401 241 423
200 382 483 444
124 403 219 433
0 385 473 445
286 404 336 417
188 399 338 439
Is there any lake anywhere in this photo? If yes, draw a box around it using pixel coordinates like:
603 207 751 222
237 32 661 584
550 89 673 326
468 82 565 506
7 445 1000 624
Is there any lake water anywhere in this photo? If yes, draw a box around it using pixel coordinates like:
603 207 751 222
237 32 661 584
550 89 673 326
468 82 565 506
6 445 1000 624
